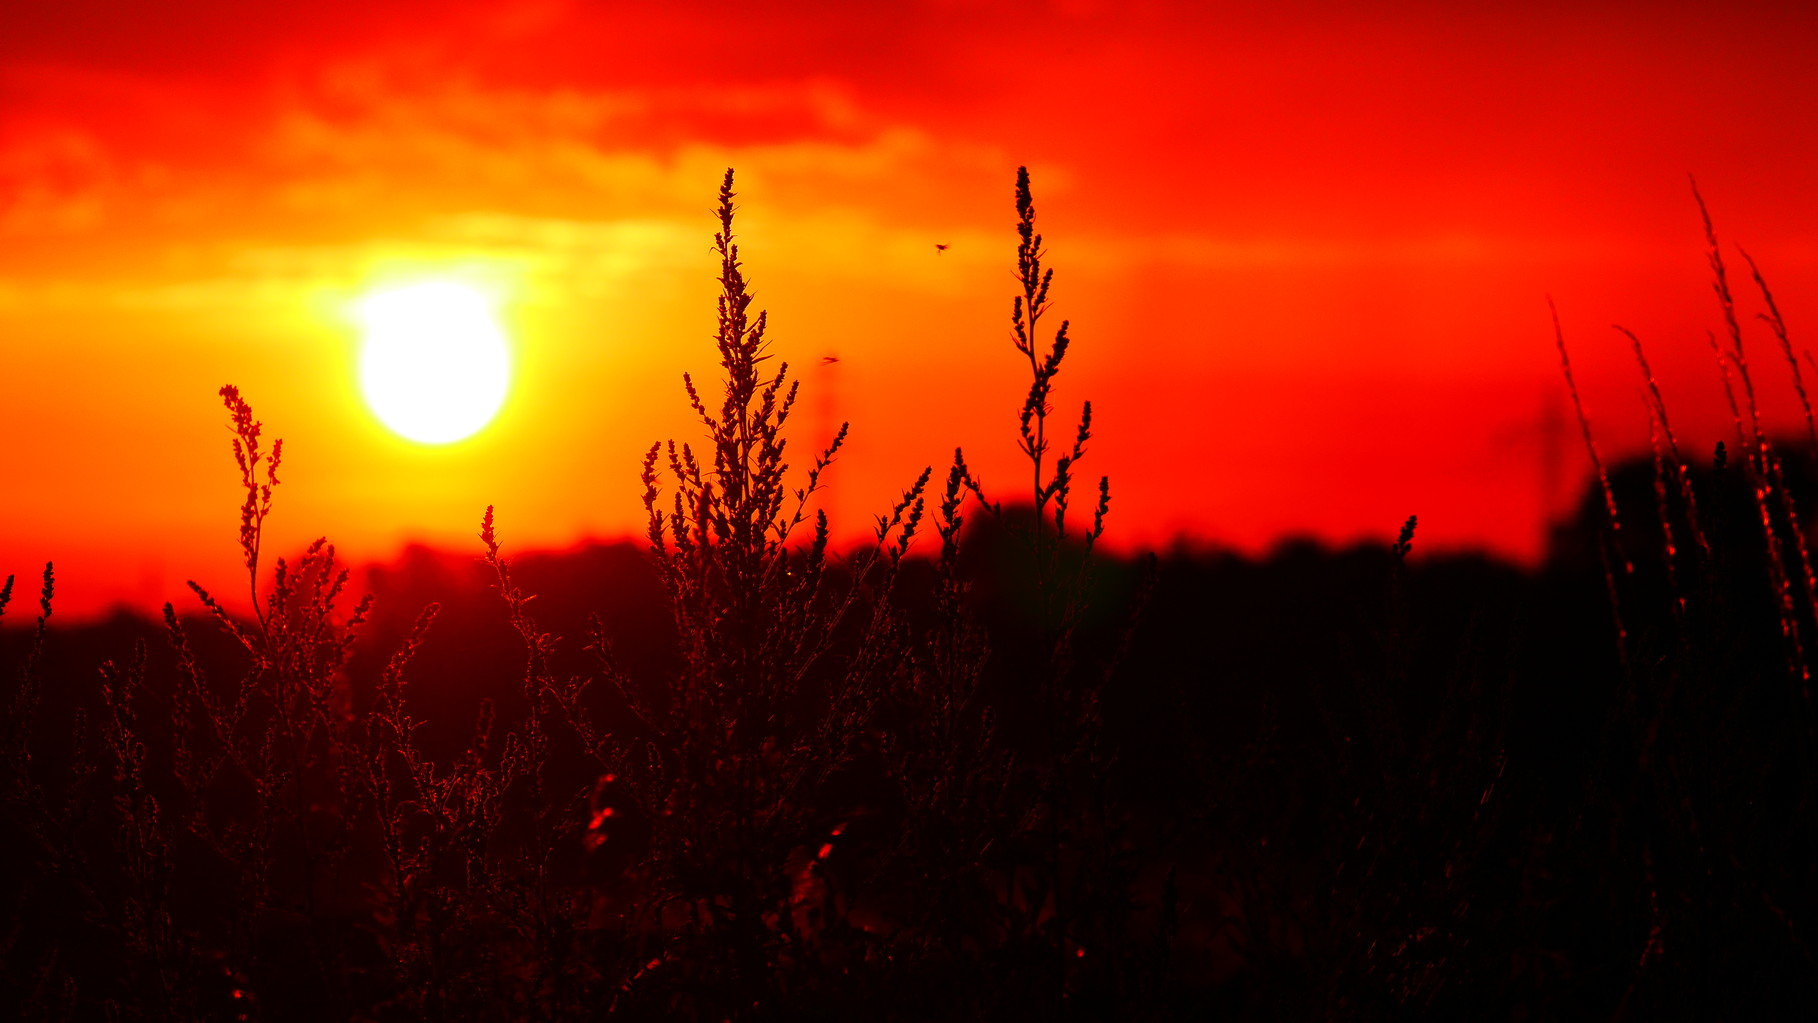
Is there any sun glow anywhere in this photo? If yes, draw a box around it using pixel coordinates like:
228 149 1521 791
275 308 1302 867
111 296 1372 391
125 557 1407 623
353 280 512 445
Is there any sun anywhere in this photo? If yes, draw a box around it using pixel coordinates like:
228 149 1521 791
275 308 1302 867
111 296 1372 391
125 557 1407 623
353 280 512 444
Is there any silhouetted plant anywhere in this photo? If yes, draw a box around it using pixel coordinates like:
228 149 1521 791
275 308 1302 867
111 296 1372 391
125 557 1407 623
1541 181 1818 1017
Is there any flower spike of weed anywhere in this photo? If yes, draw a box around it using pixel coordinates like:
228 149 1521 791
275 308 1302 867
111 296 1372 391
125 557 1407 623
1551 298 1630 664
988 166 1111 584
1707 329 1749 454
1392 515 1419 562
1693 186 1816 688
1693 177 1770 464
1550 300 1630 575
1619 325 1710 565
1644 392 1689 631
1740 246 1818 458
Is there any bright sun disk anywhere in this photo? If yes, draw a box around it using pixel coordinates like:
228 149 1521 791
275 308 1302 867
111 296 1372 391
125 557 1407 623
354 281 511 444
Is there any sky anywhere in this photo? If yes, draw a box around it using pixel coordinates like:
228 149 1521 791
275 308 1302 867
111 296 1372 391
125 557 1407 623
3 0 1817 617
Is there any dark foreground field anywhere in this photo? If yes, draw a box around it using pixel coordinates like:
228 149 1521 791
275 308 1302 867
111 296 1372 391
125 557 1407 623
4 451 1817 1021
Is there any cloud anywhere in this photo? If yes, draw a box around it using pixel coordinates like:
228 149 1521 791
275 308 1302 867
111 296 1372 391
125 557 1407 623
0 40 1024 313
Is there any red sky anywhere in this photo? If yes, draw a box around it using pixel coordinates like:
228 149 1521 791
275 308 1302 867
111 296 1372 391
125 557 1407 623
3 0 1817 617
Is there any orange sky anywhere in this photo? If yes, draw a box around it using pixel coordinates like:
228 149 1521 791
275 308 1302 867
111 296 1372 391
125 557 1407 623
3 0 1817 617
